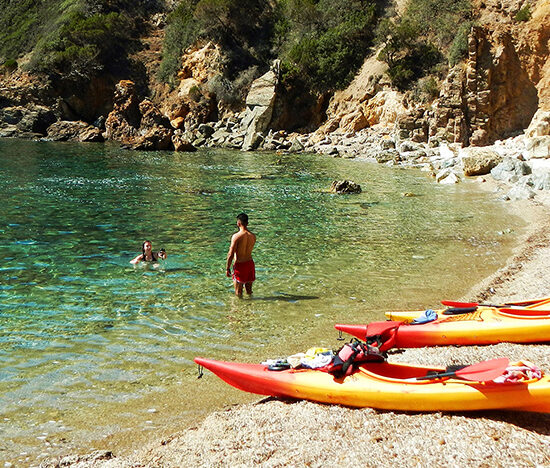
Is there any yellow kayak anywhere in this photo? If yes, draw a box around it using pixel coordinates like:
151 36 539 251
386 297 550 322
195 357 550 413
337 304 550 347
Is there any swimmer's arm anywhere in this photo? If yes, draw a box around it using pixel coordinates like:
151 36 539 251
130 254 143 264
226 235 238 275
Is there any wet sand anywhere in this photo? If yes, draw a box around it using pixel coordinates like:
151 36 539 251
44 179 550 468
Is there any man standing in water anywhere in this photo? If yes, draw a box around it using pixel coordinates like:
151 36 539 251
226 213 256 297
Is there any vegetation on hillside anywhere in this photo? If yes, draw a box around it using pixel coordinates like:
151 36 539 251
160 0 277 85
0 0 161 80
376 0 472 91
160 0 382 101
0 0 474 107
277 0 380 93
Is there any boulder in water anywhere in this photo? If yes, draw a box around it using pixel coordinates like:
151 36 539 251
329 180 362 194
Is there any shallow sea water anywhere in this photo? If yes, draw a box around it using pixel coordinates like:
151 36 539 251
0 139 521 464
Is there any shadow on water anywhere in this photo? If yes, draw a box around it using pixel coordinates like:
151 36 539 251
250 294 319 302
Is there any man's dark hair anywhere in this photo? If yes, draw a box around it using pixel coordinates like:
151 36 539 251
237 213 248 226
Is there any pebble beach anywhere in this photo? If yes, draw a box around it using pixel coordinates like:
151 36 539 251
44 180 550 468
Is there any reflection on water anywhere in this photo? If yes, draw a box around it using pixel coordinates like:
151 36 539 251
0 139 522 464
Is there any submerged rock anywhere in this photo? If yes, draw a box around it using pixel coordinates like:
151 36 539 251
329 180 362 194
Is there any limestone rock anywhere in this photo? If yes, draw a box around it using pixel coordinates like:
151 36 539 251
466 26 539 146
242 66 279 151
104 80 175 150
288 138 305 153
460 147 503 176
525 110 550 137
524 136 550 159
374 149 398 163
0 105 56 136
504 184 535 200
46 120 103 142
396 108 428 143
491 158 531 183
530 171 550 190
339 110 368 133
435 168 461 184
104 80 140 142
170 116 185 129
140 99 171 129
439 172 460 184
79 126 104 142
361 90 406 128
245 69 278 108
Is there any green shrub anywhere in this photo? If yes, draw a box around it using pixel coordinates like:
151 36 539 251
158 1 200 84
3 59 18 72
188 84 203 102
278 0 379 93
376 0 471 89
515 5 531 22
0 0 80 61
413 76 440 102
159 0 381 94
30 11 135 78
448 22 472 66
404 0 472 47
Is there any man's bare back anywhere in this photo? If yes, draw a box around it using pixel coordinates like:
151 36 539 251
231 229 256 263
226 213 256 297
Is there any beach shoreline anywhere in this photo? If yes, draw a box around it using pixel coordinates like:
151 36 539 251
43 178 550 468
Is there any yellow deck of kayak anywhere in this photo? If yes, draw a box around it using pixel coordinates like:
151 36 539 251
386 298 550 323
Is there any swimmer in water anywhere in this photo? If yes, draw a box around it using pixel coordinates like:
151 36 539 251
130 240 167 264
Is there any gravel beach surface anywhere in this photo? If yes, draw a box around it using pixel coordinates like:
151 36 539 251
45 182 550 468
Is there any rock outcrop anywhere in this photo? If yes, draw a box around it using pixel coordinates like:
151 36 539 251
46 121 104 142
321 1 550 148
317 55 404 136
465 26 538 146
104 80 141 142
241 63 279 151
104 80 197 151
161 42 221 131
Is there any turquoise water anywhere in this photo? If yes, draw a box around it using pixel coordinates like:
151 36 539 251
0 139 520 464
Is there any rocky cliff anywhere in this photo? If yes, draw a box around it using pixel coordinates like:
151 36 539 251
0 0 548 152
324 0 550 147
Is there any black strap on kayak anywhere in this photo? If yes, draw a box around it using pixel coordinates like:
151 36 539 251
442 306 478 315
329 339 387 378
339 340 362 376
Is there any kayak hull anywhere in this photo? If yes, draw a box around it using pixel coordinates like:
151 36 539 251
336 308 550 347
195 357 550 413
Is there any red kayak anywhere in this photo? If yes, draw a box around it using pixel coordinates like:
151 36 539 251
335 306 550 348
194 357 550 413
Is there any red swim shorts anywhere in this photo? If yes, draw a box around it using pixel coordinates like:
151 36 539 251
232 259 255 284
